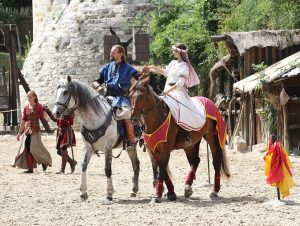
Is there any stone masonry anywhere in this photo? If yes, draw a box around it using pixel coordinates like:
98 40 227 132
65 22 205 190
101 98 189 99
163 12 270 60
21 0 150 117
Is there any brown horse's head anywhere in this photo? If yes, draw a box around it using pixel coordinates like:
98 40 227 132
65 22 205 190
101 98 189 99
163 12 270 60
129 72 151 125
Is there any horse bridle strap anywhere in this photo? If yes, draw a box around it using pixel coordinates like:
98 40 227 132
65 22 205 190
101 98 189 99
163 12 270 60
131 93 164 116
55 94 71 110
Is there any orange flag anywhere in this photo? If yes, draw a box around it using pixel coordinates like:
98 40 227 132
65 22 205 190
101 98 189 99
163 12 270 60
264 139 295 198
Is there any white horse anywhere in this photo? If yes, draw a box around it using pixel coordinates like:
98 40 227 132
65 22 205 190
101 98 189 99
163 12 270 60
52 76 140 202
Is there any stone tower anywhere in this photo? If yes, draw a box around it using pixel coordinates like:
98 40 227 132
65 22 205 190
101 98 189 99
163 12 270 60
22 0 149 109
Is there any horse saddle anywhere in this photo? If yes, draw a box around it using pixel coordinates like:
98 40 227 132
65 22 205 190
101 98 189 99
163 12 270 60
81 110 113 144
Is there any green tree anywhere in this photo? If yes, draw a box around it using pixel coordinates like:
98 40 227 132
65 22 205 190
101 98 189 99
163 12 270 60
0 0 31 10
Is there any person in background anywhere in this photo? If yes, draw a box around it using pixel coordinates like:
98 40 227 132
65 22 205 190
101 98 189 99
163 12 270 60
55 111 77 174
16 91 52 173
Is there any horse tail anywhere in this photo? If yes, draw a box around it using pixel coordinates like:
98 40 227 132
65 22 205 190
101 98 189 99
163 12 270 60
220 146 231 178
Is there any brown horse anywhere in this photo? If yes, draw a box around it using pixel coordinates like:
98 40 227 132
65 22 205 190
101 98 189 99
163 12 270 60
130 75 230 203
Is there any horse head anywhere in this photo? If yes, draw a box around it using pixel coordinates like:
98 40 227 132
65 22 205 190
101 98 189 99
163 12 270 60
52 75 77 119
129 72 151 125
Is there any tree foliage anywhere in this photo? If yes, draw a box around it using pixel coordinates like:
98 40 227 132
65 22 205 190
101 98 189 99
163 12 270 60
142 0 300 96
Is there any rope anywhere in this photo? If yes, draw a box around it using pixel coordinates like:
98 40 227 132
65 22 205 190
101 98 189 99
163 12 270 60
0 108 21 113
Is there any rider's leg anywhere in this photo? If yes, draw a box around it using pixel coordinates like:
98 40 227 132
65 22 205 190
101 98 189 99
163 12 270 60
124 119 135 151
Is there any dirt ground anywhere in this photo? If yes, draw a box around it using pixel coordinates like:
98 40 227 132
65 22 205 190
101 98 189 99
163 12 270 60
0 131 299 226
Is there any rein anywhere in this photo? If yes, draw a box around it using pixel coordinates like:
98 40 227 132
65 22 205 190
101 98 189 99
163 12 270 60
56 82 123 158
131 91 164 117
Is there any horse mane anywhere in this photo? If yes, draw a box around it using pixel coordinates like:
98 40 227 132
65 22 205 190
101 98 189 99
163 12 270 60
131 74 169 116
69 79 103 114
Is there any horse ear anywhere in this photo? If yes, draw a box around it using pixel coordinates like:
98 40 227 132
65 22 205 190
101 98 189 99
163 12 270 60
67 75 72 83
130 78 138 93
142 75 150 86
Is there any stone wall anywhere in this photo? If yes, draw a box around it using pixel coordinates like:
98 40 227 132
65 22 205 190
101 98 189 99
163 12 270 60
22 0 150 116
32 0 53 38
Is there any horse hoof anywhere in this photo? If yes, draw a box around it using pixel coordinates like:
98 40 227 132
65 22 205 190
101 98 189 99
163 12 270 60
80 193 88 201
132 186 139 194
167 192 177 201
210 191 218 198
106 196 113 201
184 185 193 198
150 196 161 204
130 192 137 197
102 198 113 205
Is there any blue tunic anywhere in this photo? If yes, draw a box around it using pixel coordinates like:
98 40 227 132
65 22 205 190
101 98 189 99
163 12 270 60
99 62 137 108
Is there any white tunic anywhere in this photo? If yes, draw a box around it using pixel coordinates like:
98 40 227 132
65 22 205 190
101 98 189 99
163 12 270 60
162 60 206 131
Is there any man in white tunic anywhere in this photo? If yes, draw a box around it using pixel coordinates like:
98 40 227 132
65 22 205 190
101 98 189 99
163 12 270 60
146 43 206 143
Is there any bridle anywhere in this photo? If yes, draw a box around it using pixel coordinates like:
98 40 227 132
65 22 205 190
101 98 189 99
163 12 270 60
55 83 78 114
130 86 164 119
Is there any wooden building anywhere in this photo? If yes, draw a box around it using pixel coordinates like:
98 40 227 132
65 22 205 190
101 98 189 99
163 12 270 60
234 52 300 154
210 30 300 151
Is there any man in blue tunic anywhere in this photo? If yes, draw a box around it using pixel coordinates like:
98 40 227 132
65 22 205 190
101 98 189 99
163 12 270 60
93 45 138 151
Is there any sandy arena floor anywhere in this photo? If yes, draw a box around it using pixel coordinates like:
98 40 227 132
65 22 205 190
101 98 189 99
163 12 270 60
0 132 299 226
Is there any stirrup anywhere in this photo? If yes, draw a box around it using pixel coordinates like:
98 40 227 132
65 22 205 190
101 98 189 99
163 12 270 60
126 140 135 151
127 144 135 152
184 136 192 146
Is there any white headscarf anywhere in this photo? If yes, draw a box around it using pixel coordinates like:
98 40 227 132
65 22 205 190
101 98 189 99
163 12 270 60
172 45 200 88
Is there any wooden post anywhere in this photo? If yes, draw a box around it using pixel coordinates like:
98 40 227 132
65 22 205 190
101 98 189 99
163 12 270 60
282 99 289 152
240 55 244 80
7 25 19 126
271 47 277 64
258 47 263 64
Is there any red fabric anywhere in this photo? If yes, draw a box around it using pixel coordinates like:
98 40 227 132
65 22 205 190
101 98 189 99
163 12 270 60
265 141 292 184
185 168 196 185
22 103 44 134
143 112 171 153
156 180 164 197
195 96 226 150
56 115 76 149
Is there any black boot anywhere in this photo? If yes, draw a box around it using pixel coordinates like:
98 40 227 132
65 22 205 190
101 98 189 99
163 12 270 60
57 150 68 174
42 164 48 172
124 119 135 151
24 169 33 173
68 157 77 174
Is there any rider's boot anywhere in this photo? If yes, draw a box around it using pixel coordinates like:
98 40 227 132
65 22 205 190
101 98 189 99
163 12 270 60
56 149 68 174
124 119 135 151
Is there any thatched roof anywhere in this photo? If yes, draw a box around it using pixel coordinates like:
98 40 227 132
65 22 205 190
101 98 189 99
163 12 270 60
233 51 300 93
212 30 300 55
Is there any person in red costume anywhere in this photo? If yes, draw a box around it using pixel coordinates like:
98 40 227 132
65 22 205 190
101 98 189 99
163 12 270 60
55 111 77 174
15 91 52 173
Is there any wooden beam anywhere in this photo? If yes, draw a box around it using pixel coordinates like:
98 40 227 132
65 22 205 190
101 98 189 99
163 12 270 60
211 35 227 42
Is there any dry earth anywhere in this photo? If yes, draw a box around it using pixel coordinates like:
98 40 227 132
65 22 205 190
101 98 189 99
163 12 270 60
0 132 299 226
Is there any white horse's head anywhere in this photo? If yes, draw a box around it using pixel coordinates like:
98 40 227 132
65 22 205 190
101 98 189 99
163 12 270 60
52 75 77 119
